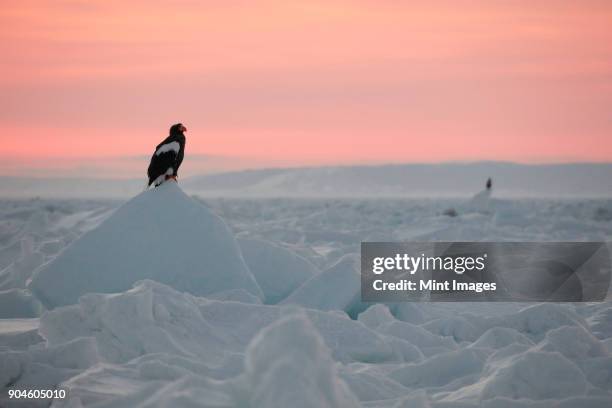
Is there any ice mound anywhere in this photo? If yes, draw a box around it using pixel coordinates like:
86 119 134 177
282 254 366 317
237 237 318 304
374 318 458 357
421 316 481 343
57 357 239 407
469 327 534 350
35 281 394 374
29 182 263 308
466 188 492 213
480 350 588 400
53 312 362 407
30 281 389 406
39 280 230 365
588 305 612 339
498 303 588 341
358 303 395 329
242 314 360 408
389 303 426 325
198 297 396 364
337 366 417 403
536 325 608 360
390 348 488 389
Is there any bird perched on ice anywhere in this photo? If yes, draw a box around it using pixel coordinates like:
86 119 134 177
147 123 187 187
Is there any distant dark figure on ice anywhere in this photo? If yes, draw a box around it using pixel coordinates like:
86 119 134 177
147 123 187 187
486 177 492 191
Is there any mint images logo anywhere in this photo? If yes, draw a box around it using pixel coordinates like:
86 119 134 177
361 242 611 302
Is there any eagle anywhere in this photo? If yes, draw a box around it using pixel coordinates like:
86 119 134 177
147 123 187 187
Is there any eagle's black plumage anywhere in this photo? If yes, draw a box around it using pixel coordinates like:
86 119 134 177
147 123 187 187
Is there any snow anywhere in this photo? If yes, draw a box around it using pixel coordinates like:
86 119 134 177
0 188 611 407
28 182 263 308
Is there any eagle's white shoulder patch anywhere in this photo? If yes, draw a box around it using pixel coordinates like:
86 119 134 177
155 141 180 156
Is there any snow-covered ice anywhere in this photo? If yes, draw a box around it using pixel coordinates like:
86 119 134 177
0 185 611 407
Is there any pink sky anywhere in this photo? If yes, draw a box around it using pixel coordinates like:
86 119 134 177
1 0 611 177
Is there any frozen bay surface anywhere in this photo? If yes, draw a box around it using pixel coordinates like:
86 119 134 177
1 190 611 407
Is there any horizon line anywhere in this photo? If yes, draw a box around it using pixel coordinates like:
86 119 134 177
1 160 611 182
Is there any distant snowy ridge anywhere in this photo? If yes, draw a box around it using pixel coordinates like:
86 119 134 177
1 162 611 198
183 162 612 198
